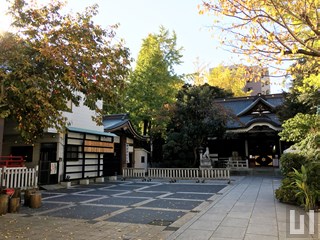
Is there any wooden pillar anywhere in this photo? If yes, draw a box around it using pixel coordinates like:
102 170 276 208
245 139 249 157
120 135 127 171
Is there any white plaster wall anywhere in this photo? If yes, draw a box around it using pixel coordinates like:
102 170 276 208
63 95 104 132
134 148 148 170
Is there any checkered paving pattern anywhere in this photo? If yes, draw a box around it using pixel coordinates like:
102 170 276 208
20 180 227 226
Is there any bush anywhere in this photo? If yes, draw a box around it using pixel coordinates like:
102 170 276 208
280 152 306 176
292 164 320 211
275 175 299 204
306 162 320 209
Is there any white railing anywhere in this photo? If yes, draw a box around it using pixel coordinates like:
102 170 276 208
122 168 146 178
122 167 230 181
0 166 39 190
227 158 249 169
200 168 230 179
148 168 199 180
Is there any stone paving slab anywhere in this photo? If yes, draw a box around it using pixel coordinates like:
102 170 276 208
1 179 228 239
106 208 186 225
3 176 318 239
167 176 319 240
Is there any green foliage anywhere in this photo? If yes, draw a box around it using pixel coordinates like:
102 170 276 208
163 84 233 167
279 113 320 159
1 0 130 142
162 131 194 166
275 175 299 204
125 26 183 137
279 153 307 177
280 59 320 119
275 92 312 122
276 162 320 210
207 64 253 97
292 165 320 211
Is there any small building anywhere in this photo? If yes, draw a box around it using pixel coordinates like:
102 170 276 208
134 148 149 171
208 93 289 167
2 98 119 185
103 114 149 173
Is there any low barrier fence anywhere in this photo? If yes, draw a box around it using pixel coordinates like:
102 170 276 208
0 166 39 190
122 167 230 181
148 168 200 179
122 168 146 179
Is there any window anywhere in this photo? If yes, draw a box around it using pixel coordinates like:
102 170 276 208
66 145 79 160
141 156 145 163
11 146 33 162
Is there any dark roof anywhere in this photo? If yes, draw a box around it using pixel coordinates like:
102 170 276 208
103 114 149 141
215 93 284 131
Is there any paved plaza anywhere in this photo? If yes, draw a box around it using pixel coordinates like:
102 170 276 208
0 176 319 239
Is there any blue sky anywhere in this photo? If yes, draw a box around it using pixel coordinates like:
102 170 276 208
0 0 286 92
62 0 234 74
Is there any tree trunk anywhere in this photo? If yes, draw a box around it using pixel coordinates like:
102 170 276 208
143 120 149 136
192 147 198 167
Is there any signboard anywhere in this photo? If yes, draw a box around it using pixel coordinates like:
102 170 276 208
84 140 114 153
50 162 57 174
126 144 130 163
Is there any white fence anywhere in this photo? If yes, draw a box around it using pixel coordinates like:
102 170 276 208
122 168 146 179
0 166 39 190
123 167 230 181
200 168 230 179
226 158 249 169
148 168 200 180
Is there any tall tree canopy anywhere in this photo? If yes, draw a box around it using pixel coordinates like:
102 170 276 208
200 0 320 69
277 58 320 121
126 26 183 137
279 113 320 160
207 64 253 97
163 84 233 167
0 0 130 142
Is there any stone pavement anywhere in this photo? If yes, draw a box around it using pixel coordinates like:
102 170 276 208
168 176 320 240
0 176 319 239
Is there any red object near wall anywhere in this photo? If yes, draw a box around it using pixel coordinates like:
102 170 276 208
0 156 25 167
3 188 15 196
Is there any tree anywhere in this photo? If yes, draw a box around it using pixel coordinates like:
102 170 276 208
207 64 255 97
200 0 320 69
0 0 130 142
126 26 183 137
276 59 320 121
163 84 233 167
279 113 320 160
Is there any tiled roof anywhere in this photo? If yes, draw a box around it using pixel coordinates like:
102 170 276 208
215 94 284 130
103 114 148 141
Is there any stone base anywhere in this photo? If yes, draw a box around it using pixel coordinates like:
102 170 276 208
61 181 71 188
200 159 212 168
95 177 104 183
79 179 90 185
109 176 117 181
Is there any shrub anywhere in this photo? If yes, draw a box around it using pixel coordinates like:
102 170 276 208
292 165 320 211
275 175 299 204
279 152 306 177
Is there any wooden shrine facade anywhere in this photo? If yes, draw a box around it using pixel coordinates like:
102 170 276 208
208 93 290 168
